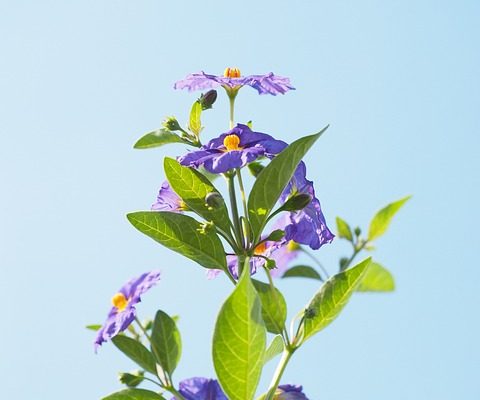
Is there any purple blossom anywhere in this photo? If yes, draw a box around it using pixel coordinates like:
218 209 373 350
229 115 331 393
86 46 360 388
178 124 286 174
173 377 227 400
151 181 185 212
94 271 161 351
280 162 334 250
275 384 309 400
174 68 295 96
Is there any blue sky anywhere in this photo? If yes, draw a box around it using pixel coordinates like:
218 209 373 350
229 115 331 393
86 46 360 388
1 1 479 399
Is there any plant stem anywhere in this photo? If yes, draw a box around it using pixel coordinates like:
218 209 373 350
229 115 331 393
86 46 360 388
236 168 250 247
134 317 151 342
165 385 187 400
228 93 236 129
265 348 294 400
342 240 368 271
226 174 243 248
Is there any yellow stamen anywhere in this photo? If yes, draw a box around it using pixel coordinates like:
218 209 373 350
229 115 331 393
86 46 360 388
223 134 242 151
111 292 129 311
255 242 267 255
287 240 300 252
223 67 241 78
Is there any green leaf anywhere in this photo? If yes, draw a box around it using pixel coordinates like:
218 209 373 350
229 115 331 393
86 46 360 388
85 324 101 331
336 216 353 242
164 158 231 234
302 257 371 342
368 196 411 241
112 336 157 374
150 310 182 376
281 265 322 281
357 262 395 292
264 335 284 365
188 101 202 136
213 268 266 400
127 211 226 270
102 388 165 400
247 127 328 240
252 279 287 334
119 371 144 388
133 129 184 149
247 161 264 177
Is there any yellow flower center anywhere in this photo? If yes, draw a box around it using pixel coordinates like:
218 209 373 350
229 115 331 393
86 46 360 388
223 67 241 78
287 240 300 252
255 242 267 255
111 292 129 312
223 134 242 151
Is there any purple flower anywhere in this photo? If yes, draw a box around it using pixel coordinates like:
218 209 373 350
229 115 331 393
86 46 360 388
275 384 309 400
172 377 227 400
151 181 186 212
174 67 295 96
94 271 161 351
178 124 286 174
280 162 334 250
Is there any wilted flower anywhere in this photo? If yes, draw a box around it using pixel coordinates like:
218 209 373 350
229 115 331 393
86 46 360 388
275 384 309 400
174 67 295 96
94 271 161 351
178 124 286 174
280 162 334 250
151 181 186 212
173 377 227 400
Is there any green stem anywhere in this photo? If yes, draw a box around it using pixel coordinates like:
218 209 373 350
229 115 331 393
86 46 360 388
342 240 368 271
165 385 187 400
236 168 250 247
134 317 151 342
226 174 243 248
265 349 294 400
228 93 236 129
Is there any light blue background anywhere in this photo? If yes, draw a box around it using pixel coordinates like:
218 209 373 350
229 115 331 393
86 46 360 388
1 1 478 399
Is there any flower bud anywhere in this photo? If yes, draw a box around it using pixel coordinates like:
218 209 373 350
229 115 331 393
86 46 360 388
162 116 182 132
281 193 312 212
198 90 217 110
119 371 144 387
354 226 362 236
205 192 225 210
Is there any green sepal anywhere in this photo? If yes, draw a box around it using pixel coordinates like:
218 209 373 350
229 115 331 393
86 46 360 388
150 310 182 376
127 211 227 270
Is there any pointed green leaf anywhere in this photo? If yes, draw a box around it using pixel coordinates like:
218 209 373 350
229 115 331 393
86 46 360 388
188 101 202 136
302 257 371 341
86 324 101 331
112 336 157 374
336 216 353 242
118 371 144 388
357 262 395 292
264 335 284 365
134 129 184 149
127 211 226 270
248 127 328 239
281 265 322 280
150 310 182 376
252 279 287 334
213 268 266 400
164 158 231 233
368 196 411 241
102 388 165 400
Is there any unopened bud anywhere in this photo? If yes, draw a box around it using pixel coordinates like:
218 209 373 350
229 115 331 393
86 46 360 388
281 193 312 212
162 116 182 132
247 161 264 177
205 192 224 210
198 90 217 110
354 227 362 236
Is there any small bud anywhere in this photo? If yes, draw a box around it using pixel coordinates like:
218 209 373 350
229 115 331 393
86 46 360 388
205 192 225 210
304 307 317 319
162 116 182 132
354 226 362 236
265 258 277 270
339 257 349 270
281 193 312 212
119 371 144 387
266 229 285 242
198 90 217 110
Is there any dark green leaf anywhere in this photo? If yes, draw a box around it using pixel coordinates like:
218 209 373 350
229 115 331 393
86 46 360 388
336 217 353 242
133 129 184 149
150 310 182 376
102 388 165 400
302 258 371 342
264 335 284 365
247 127 328 240
127 211 226 270
213 268 266 400
112 336 157 374
188 101 202 136
252 279 287 334
119 371 144 388
247 161 264 177
282 265 322 280
164 158 231 234
357 262 395 292
368 196 411 241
